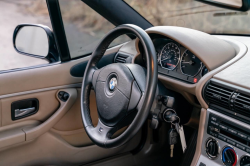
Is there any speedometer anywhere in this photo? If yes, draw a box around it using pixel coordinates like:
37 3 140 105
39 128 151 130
180 50 202 77
160 42 180 70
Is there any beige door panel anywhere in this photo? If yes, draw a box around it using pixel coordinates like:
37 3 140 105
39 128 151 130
0 86 141 165
0 45 121 97
0 88 77 150
23 88 77 141
53 89 98 131
0 130 141 166
0 120 40 150
0 45 141 165
1 89 59 127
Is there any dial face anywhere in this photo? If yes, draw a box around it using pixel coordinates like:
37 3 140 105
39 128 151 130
180 50 202 77
160 43 180 70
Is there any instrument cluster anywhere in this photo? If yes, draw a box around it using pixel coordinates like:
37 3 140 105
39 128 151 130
154 38 208 84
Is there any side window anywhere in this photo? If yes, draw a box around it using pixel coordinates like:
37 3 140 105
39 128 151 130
0 0 51 71
59 0 131 59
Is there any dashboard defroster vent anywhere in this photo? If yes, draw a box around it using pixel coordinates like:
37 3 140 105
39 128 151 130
114 52 132 63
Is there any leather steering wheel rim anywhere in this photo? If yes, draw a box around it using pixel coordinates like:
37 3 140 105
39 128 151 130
80 24 157 148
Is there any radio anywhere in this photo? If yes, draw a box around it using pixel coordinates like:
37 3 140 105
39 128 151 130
207 113 250 154
197 110 250 166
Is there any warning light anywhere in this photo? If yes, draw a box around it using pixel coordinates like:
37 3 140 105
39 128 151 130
194 78 198 83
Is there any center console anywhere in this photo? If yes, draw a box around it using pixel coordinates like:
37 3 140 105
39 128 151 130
196 79 250 166
197 109 250 166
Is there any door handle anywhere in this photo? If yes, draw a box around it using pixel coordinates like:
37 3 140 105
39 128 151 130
15 107 36 118
11 98 39 120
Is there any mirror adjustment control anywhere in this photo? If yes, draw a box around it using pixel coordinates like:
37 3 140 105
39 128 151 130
205 138 219 159
58 91 69 102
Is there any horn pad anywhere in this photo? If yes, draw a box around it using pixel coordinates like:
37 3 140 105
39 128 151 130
94 64 134 127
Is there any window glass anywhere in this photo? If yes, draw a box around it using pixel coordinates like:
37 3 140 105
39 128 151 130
0 0 51 71
59 0 131 59
125 0 250 35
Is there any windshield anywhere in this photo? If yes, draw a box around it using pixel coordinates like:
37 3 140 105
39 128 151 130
125 0 250 35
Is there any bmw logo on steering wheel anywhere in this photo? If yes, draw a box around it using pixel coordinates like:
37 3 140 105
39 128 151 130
109 77 117 91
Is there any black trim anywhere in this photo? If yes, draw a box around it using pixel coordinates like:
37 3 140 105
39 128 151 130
131 121 148 155
70 52 116 77
196 0 250 11
46 0 71 62
180 130 198 166
82 0 152 30
122 0 153 27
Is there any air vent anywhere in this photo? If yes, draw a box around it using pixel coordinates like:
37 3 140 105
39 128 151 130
203 79 250 124
204 81 234 110
114 52 131 63
234 93 250 117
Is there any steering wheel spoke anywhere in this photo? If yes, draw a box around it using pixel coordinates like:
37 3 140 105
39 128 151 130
86 119 120 147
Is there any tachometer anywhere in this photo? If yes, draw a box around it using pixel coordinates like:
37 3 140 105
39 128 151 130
180 50 202 77
160 42 180 70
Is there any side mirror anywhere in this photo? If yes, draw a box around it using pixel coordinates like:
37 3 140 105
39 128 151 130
196 0 250 11
13 24 59 62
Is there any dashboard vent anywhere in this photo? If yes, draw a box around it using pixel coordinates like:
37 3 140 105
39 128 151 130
234 93 250 117
114 52 131 63
204 81 234 110
203 79 250 124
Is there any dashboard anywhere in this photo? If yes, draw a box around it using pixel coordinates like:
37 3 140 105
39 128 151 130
118 26 248 166
118 26 236 99
152 38 208 84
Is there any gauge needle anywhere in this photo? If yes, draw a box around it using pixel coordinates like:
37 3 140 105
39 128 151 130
161 57 169 61
161 56 172 61
182 61 194 65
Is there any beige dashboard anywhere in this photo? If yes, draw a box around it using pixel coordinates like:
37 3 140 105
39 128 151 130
117 26 247 109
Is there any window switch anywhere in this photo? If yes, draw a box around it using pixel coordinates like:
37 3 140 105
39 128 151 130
58 91 69 102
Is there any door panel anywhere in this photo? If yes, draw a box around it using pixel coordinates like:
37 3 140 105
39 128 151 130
51 89 98 146
0 45 142 165
1 90 59 126
53 89 98 131
0 46 120 96
0 131 141 166
0 88 77 150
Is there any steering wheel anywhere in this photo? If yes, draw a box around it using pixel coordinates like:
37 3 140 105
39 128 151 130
81 24 157 148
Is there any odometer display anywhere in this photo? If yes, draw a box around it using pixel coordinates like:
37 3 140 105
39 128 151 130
181 50 202 77
160 43 180 70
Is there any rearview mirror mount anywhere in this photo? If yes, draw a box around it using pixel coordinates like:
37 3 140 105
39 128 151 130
13 24 59 63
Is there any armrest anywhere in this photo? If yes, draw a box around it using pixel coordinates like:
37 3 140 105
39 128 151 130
23 88 77 141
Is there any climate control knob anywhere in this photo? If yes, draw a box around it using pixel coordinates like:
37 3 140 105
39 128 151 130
240 156 250 166
205 138 219 159
222 147 237 166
